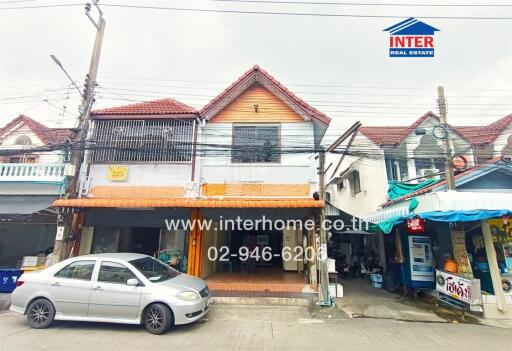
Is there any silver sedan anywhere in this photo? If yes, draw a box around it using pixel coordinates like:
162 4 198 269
10 253 210 334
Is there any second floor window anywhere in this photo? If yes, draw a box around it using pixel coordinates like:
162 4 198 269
232 125 280 163
90 119 194 163
349 170 361 196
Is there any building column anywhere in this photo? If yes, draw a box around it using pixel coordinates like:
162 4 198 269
481 221 506 313
187 209 204 277
308 216 318 286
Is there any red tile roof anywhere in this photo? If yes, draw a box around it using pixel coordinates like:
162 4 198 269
91 98 198 119
382 157 507 207
0 114 74 145
454 114 512 145
359 113 512 147
359 112 437 146
200 65 331 126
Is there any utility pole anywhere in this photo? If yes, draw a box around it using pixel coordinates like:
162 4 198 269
437 86 456 191
53 1 106 262
317 149 331 306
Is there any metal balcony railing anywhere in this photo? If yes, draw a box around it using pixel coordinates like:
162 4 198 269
0 163 66 182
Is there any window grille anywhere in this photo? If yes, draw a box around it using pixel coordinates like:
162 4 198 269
90 119 194 163
232 125 280 163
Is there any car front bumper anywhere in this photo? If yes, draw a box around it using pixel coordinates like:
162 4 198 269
172 296 210 325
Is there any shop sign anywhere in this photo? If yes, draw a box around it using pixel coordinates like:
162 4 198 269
436 270 472 304
55 226 65 241
487 219 512 243
406 217 425 234
107 165 128 181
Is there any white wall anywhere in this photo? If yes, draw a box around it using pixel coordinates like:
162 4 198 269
493 124 512 157
327 134 388 217
87 163 195 193
0 183 64 195
328 158 388 218
200 121 317 192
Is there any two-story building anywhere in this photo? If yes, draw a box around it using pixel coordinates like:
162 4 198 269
0 115 72 266
324 112 511 318
53 65 331 292
326 112 512 219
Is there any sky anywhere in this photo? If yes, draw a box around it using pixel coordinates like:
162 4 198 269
1 0 511 144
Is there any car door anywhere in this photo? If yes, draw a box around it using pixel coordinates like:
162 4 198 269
48 259 97 317
87 261 143 320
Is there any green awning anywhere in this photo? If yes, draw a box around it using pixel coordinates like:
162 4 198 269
388 179 440 200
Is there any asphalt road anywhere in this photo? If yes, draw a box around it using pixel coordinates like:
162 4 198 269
0 304 510 351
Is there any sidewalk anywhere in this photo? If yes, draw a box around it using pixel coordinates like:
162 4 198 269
336 279 512 328
336 279 449 322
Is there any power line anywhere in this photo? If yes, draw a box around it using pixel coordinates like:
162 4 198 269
0 3 82 9
209 0 512 7
4 2 506 20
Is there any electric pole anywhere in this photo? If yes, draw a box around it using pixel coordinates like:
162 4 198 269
53 1 106 262
437 86 456 191
317 149 331 306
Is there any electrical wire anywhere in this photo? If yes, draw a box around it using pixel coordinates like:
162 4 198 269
208 0 512 7
3 2 510 20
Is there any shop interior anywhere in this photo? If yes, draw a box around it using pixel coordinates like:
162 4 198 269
89 226 188 272
328 232 387 291
204 228 308 292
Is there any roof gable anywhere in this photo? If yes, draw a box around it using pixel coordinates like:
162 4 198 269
454 114 512 145
358 112 439 147
200 65 331 126
209 83 304 123
0 115 73 145
91 98 198 119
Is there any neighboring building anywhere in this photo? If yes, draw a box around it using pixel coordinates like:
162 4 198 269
326 112 512 218
54 65 331 290
0 115 73 266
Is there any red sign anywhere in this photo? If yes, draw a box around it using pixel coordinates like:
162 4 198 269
406 217 425 234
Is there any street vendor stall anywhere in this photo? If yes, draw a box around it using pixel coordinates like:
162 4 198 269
366 191 512 319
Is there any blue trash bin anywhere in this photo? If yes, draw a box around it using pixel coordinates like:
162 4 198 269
0 269 22 293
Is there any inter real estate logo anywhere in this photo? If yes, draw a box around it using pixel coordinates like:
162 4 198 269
384 17 440 58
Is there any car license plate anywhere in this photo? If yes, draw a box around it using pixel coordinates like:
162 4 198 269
206 298 210 308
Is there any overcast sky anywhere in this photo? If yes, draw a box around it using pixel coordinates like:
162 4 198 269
1 0 511 143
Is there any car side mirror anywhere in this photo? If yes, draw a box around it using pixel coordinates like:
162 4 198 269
126 278 139 286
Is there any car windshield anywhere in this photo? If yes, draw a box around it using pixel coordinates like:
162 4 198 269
130 256 180 282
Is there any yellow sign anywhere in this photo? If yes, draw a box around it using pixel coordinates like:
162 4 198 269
107 165 128 181
487 219 512 243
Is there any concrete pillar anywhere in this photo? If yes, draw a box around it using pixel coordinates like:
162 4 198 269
308 217 317 286
481 221 506 312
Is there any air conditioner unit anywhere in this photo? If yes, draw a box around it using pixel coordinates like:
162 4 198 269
419 168 440 179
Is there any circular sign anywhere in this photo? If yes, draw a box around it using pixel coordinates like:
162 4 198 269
452 154 468 170
432 125 448 140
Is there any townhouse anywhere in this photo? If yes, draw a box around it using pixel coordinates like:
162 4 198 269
325 112 512 319
53 65 331 291
0 115 73 266
326 112 512 218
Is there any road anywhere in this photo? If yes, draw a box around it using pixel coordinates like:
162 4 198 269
0 304 509 351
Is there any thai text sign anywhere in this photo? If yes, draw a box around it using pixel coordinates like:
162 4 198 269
436 270 472 304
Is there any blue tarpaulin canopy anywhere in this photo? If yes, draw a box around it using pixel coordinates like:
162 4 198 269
372 209 512 234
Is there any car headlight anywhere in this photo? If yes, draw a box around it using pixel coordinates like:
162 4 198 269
176 291 200 301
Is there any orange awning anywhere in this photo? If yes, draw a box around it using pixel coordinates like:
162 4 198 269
52 198 324 209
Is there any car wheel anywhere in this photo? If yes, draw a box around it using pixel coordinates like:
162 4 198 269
26 298 55 329
143 303 173 335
